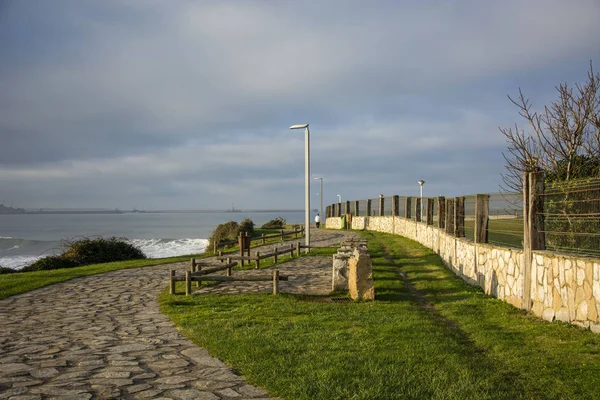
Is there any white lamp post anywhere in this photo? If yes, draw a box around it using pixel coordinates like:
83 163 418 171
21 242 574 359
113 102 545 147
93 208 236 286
313 177 323 223
418 180 425 219
290 124 310 252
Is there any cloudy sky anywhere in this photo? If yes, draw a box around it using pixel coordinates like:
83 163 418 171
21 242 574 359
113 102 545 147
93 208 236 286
1 0 599 210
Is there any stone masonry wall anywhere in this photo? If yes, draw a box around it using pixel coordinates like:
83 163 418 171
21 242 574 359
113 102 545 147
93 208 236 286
326 215 600 332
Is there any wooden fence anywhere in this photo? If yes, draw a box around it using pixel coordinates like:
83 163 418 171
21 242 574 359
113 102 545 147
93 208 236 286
169 258 287 296
214 226 304 253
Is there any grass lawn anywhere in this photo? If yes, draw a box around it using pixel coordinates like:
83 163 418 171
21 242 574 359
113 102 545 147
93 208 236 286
160 230 600 400
0 255 196 300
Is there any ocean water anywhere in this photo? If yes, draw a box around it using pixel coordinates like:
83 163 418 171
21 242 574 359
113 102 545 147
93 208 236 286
0 212 306 270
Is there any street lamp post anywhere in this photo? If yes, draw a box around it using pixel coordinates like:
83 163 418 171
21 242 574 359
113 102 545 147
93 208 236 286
313 177 323 223
290 124 310 253
418 180 425 219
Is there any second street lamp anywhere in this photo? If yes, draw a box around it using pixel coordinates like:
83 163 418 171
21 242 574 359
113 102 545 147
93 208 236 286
290 124 310 252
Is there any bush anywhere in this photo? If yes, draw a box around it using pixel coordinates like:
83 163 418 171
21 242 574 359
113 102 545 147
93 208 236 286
61 237 146 265
208 221 240 251
0 266 17 274
20 255 80 272
19 237 146 272
239 218 254 236
261 217 286 229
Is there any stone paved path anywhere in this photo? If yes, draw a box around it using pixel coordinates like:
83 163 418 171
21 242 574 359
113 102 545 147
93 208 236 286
0 229 357 400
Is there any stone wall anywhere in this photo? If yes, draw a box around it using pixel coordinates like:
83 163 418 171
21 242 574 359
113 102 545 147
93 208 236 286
326 215 600 332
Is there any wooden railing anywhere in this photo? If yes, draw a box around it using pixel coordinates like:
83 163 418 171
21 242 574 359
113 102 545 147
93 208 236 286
169 258 287 296
214 226 304 252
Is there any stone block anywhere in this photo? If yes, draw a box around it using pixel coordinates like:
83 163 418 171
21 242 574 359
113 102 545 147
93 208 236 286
542 308 555 322
332 254 350 291
556 308 570 322
348 248 375 301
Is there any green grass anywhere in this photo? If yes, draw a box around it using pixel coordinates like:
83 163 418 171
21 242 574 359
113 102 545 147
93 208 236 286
160 230 600 400
0 255 197 300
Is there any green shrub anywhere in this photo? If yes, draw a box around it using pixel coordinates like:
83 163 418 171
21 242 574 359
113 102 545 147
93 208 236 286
20 255 79 272
0 266 17 274
61 237 146 265
261 217 286 229
208 221 240 250
19 237 146 272
239 218 255 236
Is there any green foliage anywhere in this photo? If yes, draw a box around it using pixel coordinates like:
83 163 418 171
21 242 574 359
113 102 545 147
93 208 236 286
19 237 146 273
544 155 600 182
261 217 286 229
0 266 16 274
239 218 254 236
208 221 240 250
61 237 146 265
20 256 79 272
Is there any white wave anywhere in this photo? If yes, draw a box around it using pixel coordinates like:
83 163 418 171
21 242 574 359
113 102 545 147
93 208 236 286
0 237 13 239
128 238 209 259
0 238 209 271
0 255 42 270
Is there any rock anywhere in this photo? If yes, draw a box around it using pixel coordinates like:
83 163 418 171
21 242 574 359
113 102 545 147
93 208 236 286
166 388 219 400
348 248 375 301
332 254 350 291
237 384 268 397
180 348 226 368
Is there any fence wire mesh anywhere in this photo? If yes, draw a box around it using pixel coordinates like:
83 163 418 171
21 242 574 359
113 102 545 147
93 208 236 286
539 177 600 257
488 192 523 249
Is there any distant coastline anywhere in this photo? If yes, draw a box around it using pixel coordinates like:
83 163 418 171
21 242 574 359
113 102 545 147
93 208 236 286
0 204 315 215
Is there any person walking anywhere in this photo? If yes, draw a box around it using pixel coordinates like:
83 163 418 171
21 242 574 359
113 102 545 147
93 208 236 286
315 213 321 228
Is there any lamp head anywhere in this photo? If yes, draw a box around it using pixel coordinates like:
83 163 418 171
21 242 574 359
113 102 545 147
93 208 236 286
290 124 309 129
418 180 425 186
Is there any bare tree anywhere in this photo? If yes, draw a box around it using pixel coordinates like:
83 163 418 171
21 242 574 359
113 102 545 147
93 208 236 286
500 62 600 191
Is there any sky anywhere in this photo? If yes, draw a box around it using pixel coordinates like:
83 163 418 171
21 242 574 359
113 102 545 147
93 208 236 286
1 0 599 211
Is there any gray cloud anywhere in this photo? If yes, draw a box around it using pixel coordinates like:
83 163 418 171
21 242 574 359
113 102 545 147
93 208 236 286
0 0 599 209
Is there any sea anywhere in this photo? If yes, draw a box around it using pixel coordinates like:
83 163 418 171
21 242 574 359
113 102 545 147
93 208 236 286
0 211 306 270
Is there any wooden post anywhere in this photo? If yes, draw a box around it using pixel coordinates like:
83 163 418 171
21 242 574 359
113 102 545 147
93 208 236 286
296 242 301 255
454 197 465 237
415 198 422 222
226 257 232 276
273 270 280 295
366 199 372 216
262 233 266 244
337 202 342 217
245 232 251 257
474 194 490 243
529 172 545 250
169 269 176 295
445 198 454 235
345 201 351 215
405 197 412 219
213 240 218 254
218 250 223 263
523 171 532 310
294 226 298 238
185 271 191 296
255 252 260 269
238 233 245 267
438 196 446 229
392 195 399 216
379 196 384 216
273 247 278 263
426 198 434 225
290 243 295 257
191 258 199 287
354 200 360 217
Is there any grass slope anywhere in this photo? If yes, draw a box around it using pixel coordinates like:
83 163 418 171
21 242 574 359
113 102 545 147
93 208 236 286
160 231 600 400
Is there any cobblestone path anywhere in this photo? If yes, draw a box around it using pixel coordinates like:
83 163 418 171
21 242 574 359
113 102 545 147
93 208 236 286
0 229 357 400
